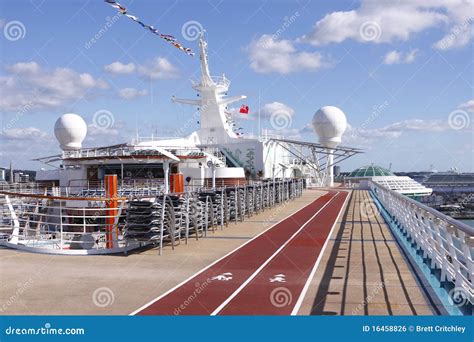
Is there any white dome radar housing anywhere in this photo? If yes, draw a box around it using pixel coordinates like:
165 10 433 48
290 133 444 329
54 113 87 151
312 106 347 149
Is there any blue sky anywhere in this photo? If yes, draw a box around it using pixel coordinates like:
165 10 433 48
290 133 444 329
0 0 473 172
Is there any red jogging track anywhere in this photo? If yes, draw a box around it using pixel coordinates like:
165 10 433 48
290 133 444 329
133 190 348 316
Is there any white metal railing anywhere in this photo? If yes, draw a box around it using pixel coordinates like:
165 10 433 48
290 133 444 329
1 181 165 199
1 195 127 251
182 178 302 193
125 179 305 255
211 75 230 88
203 147 226 165
369 181 474 305
0 183 41 194
1 180 305 255
62 145 204 159
61 144 226 162
190 75 230 89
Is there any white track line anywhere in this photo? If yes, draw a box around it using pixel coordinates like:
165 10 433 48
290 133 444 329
130 190 328 315
291 190 350 315
210 192 341 316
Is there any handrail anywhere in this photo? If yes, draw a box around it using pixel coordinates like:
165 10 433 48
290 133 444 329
190 75 230 88
370 181 474 236
60 144 220 160
369 180 473 305
0 179 305 255
0 191 127 202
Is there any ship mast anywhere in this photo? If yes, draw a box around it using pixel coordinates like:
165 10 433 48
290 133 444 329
172 31 246 144
199 32 214 87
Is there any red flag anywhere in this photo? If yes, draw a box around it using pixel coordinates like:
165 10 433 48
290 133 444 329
239 105 249 114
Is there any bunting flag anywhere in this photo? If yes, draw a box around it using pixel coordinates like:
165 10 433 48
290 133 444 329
105 0 194 56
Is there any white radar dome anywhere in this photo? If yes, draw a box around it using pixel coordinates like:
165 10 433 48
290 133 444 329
54 113 87 150
312 106 347 149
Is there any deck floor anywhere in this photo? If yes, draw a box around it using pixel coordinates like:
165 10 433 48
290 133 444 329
135 190 347 315
0 189 443 315
0 190 324 315
298 190 437 315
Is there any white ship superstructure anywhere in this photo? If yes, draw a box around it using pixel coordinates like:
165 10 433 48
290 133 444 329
0 32 362 255
35 33 361 192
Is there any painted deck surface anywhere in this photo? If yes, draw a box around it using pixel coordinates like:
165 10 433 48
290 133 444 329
0 190 323 315
135 191 348 315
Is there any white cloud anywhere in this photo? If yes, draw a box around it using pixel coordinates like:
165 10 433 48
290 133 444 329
104 58 179 79
382 119 448 132
345 119 451 147
0 61 108 112
84 121 132 148
248 35 327 74
0 126 55 168
458 99 474 113
85 123 126 148
383 50 401 65
383 49 418 65
261 127 303 140
104 62 136 75
118 88 148 100
299 0 473 50
7 61 40 74
1 127 49 140
404 48 418 63
299 123 314 134
87 124 120 138
260 101 295 118
137 57 179 80
433 10 474 50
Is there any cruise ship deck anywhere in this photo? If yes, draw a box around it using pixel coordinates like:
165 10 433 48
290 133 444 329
299 190 442 315
1 188 466 316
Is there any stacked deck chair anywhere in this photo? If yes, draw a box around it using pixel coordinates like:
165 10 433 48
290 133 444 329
124 195 179 250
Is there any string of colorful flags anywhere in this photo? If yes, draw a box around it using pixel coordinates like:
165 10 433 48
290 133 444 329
104 0 195 56
237 105 248 136
225 107 248 136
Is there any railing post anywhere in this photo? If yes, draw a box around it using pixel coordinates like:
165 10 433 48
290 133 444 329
105 174 117 249
220 189 224 229
5 195 20 245
159 195 166 255
83 208 86 233
185 195 190 244
59 200 63 250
